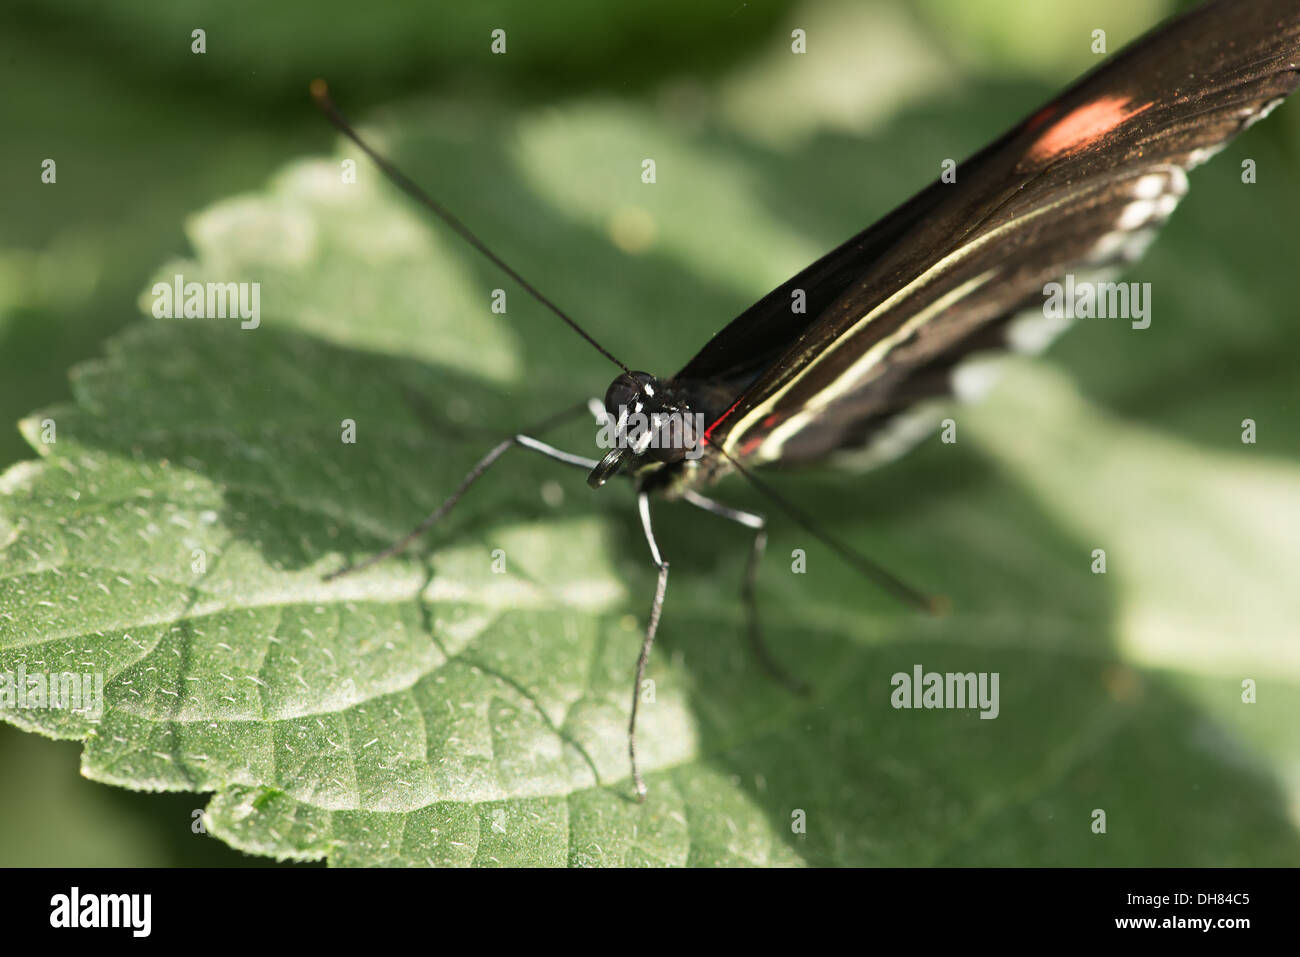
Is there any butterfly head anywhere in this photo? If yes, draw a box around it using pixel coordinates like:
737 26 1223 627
588 371 702 488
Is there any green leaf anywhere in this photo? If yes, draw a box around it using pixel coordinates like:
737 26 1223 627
2 0 793 103
3 87 1299 866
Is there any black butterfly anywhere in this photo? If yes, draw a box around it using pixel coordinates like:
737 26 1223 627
316 0 1300 799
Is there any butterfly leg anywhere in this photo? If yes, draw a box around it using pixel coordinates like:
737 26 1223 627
629 491 669 801
681 490 810 697
324 431 600 581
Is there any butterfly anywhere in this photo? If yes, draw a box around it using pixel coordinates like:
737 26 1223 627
315 0 1300 799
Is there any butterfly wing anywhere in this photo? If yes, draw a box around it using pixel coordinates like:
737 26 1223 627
681 0 1300 471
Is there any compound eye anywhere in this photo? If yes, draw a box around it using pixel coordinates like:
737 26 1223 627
604 375 639 418
604 372 653 417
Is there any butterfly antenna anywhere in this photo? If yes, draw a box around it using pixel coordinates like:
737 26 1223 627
310 79 631 375
718 446 948 615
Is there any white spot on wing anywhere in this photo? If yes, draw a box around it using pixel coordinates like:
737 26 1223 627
1243 97 1285 130
1117 198 1160 231
1132 173 1168 200
1086 167 1184 265
1168 165 1189 195
1186 143 1226 169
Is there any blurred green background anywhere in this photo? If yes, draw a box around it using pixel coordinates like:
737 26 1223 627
2 0 1297 865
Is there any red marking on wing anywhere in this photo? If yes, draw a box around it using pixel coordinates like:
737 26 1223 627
1025 103 1058 132
739 436 763 456
701 396 746 447
1026 95 1153 161
762 413 781 428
